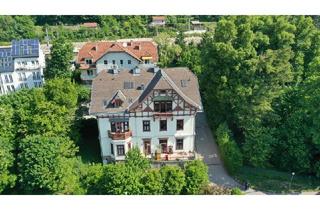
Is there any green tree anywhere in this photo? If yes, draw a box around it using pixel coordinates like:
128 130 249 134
216 123 243 175
160 165 185 195
98 163 142 195
183 160 209 194
78 163 104 194
45 36 73 79
43 78 78 109
140 169 163 195
177 43 202 75
18 135 82 194
125 147 150 172
0 138 16 193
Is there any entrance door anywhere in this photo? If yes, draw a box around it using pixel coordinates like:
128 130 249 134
159 139 168 153
143 139 151 155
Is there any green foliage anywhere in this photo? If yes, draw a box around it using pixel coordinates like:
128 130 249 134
125 147 150 172
183 160 209 194
43 79 78 109
0 105 14 140
17 135 82 194
98 163 142 195
154 32 182 67
0 16 36 41
0 138 16 193
160 165 185 195
231 187 243 195
140 169 163 195
78 163 104 194
243 126 275 167
45 36 73 79
216 123 243 175
177 43 202 75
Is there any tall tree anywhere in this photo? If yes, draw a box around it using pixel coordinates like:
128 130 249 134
17 135 82 194
45 36 73 79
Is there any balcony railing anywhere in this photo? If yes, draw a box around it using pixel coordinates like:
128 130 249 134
108 130 132 140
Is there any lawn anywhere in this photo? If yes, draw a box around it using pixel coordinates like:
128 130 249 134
234 166 320 194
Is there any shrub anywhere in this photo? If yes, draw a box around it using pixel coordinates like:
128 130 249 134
160 165 185 195
231 187 243 195
200 184 231 195
216 123 243 175
141 169 163 195
183 160 209 194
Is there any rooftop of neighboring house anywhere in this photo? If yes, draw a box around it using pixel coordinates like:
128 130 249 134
77 40 159 70
152 16 166 21
82 22 98 28
191 20 203 25
0 39 40 73
89 67 202 115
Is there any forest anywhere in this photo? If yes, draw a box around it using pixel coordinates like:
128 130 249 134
1 15 320 194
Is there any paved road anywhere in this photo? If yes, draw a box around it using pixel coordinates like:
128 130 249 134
195 112 241 188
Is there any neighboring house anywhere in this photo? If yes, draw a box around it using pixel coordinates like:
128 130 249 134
150 16 166 27
89 66 202 163
191 20 204 31
0 39 45 95
77 40 158 84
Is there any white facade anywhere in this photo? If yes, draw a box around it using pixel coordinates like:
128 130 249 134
97 115 196 162
0 41 45 95
80 51 152 82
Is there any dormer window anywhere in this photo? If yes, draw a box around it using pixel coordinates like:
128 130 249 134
111 98 123 108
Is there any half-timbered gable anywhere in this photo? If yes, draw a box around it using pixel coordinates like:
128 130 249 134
90 66 202 163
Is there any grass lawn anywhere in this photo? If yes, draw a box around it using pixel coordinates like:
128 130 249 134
77 118 102 164
234 166 320 194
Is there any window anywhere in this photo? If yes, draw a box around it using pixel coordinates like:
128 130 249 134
11 85 15 92
32 72 36 80
22 73 27 81
143 120 150 132
160 120 167 131
7 85 11 92
85 59 92 64
36 72 41 80
87 69 93 76
117 145 125 156
4 75 9 83
128 60 131 64
31 61 35 65
9 75 13 83
112 60 116 65
144 59 150 64
18 73 22 81
177 119 184 130
120 60 123 65
154 101 172 112
176 139 184 150
110 143 114 155
111 121 129 133
104 60 108 64
123 81 134 89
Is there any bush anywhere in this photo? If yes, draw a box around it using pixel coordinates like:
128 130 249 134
183 160 209 194
0 138 16 193
200 184 231 195
140 169 163 195
216 123 243 175
160 165 185 195
231 187 243 195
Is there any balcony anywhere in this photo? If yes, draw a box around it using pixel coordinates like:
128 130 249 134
108 130 132 140
153 112 173 121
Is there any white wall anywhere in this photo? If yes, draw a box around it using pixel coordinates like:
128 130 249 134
97 115 195 162
0 47 45 95
95 52 140 74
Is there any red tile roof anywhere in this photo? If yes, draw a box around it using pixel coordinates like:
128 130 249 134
77 41 158 70
82 22 98 28
152 16 166 21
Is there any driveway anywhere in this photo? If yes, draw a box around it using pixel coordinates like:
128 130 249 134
195 112 241 188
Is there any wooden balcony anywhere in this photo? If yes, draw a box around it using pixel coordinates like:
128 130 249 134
108 130 132 140
153 112 173 121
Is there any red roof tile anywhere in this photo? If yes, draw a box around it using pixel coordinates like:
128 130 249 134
77 40 158 70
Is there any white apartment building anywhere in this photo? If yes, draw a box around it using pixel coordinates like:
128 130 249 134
0 39 45 95
89 67 202 163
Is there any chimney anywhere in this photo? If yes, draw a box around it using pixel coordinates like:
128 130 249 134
113 68 118 74
122 42 127 47
153 66 160 73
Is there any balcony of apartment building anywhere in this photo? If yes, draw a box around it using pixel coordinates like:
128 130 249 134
107 120 132 140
